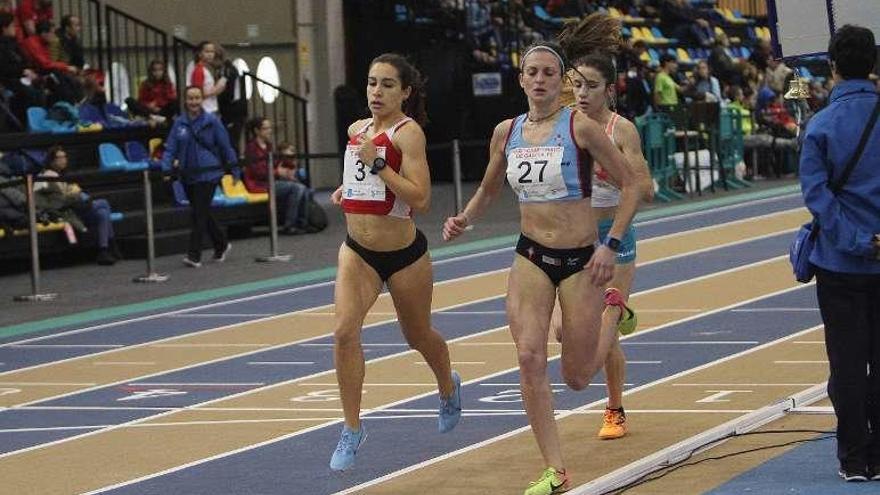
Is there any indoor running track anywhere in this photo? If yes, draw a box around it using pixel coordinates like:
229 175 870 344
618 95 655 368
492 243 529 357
0 190 842 494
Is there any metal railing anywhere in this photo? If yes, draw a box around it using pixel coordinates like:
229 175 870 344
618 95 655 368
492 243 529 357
104 5 169 106
241 71 311 179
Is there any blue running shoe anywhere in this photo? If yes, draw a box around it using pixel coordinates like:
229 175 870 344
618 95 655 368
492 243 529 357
439 371 462 433
329 425 367 471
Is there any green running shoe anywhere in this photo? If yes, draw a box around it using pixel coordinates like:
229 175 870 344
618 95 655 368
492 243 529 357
604 287 637 336
524 467 569 495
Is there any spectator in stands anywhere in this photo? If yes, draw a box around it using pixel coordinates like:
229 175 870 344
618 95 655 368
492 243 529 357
214 44 246 151
0 11 41 130
466 0 499 66
708 32 742 87
799 25 880 483
21 20 80 103
160 85 236 268
130 59 177 122
56 14 83 69
187 41 226 116
16 0 52 37
653 0 714 47
693 60 722 103
749 38 771 73
764 56 793 94
653 53 682 109
36 146 118 265
243 118 315 235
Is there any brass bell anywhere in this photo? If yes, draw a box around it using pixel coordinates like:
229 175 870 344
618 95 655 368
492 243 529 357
784 71 811 100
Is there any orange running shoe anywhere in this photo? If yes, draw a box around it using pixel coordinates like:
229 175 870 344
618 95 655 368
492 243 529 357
598 407 627 440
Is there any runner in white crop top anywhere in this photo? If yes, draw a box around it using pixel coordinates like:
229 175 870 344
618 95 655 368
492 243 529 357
551 52 655 444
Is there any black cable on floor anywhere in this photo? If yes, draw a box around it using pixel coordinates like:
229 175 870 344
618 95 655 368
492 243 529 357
599 429 835 494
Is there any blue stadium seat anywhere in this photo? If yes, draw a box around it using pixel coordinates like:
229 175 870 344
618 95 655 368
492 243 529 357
98 143 147 172
124 141 149 162
27 107 49 133
110 212 124 222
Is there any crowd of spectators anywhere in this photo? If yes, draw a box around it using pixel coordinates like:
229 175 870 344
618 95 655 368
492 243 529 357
403 0 867 179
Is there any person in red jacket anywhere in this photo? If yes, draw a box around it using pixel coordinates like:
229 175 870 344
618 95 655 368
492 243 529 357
16 0 52 37
243 117 314 234
133 59 178 120
20 20 74 74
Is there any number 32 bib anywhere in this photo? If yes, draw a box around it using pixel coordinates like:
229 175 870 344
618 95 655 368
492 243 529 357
506 146 566 201
342 145 387 201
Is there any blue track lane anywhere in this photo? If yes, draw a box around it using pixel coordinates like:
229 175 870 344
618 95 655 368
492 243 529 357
0 193 803 351
0 231 797 456
98 287 822 495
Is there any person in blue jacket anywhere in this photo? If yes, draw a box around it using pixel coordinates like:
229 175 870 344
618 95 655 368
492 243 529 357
161 85 237 267
799 24 880 483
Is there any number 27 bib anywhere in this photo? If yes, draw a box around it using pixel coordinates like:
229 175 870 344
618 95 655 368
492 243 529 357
506 146 566 201
343 145 387 201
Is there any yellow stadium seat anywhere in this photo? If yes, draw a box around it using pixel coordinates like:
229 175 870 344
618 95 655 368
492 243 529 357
608 7 622 18
149 138 163 157
13 222 66 236
640 27 657 42
221 175 268 204
677 48 692 63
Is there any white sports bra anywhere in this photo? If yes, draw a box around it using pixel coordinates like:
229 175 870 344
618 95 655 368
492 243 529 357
591 113 621 208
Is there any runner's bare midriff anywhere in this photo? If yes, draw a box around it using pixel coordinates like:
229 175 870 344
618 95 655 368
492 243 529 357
520 197 597 249
346 213 416 251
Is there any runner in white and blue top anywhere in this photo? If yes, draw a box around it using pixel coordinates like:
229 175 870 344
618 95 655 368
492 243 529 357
442 14 642 494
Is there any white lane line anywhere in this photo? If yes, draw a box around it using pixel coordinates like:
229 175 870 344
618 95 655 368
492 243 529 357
168 314 275 318
774 360 828 364
83 284 816 495
672 383 818 387
0 382 97 386
9 345 123 349
623 341 759 345
478 383 635 387
330 317 821 495
2 261 809 465
0 408 768 436
298 343 407 347
731 308 819 313
151 344 271 348
247 362 315 366
0 201 800 356
92 362 156 366
128 383 265 387
414 361 485 366
438 311 507 315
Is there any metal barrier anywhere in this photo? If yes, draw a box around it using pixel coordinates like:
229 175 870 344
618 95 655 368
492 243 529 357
132 169 168 283
12 174 58 302
255 153 291 263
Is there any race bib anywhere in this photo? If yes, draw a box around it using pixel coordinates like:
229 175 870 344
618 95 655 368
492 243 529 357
506 146 566 201
342 144 387 202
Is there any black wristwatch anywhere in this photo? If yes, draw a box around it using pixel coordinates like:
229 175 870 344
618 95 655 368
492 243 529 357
603 236 622 253
370 157 387 175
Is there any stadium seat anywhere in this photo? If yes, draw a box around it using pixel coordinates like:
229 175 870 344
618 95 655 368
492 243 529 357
212 183 246 207
99 143 148 172
124 141 149 162
26 107 50 133
221 175 268 204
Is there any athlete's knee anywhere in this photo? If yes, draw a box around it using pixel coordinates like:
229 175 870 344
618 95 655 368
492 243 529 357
561 365 590 391
517 348 547 378
334 324 361 349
